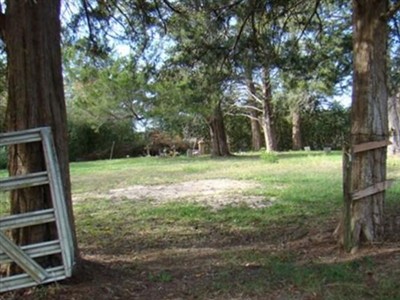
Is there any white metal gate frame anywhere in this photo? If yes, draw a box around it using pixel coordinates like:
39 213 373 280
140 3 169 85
0 127 75 293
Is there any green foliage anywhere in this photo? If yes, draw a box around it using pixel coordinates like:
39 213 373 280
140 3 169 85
64 50 154 160
260 151 279 163
68 119 146 161
225 115 252 152
62 1 354 158
302 101 350 149
278 1 352 93
65 50 150 129
150 70 210 138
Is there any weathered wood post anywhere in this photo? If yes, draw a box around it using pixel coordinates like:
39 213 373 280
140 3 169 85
340 141 392 252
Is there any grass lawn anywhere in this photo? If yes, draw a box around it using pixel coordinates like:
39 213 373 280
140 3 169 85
1 151 400 299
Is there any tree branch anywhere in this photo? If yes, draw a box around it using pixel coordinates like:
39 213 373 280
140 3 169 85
128 101 144 120
296 0 321 42
82 0 95 44
221 0 245 11
245 86 264 104
393 16 400 46
0 1 5 42
386 1 400 20
216 0 245 16
232 12 252 53
154 0 168 34
226 111 259 121
0 13 5 42
112 2 139 38
161 0 182 14
236 104 263 113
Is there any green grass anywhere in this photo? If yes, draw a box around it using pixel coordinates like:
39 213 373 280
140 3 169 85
210 254 369 297
67 151 400 298
2 151 400 299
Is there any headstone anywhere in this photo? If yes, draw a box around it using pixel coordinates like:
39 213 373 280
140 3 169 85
198 140 206 155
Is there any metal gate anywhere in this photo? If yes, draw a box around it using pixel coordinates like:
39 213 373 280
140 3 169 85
0 127 75 292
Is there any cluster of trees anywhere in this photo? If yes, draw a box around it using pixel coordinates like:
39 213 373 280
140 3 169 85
1 0 400 277
63 0 353 159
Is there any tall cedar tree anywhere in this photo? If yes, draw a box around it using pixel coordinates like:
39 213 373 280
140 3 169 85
0 0 78 270
341 0 388 252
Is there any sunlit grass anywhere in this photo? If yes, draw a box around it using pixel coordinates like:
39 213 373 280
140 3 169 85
68 151 400 298
0 191 9 216
2 151 400 298
0 167 9 215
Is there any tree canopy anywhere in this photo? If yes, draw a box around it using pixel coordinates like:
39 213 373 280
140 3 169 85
59 0 360 157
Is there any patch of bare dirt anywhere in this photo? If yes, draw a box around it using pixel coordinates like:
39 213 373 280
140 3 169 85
75 179 273 210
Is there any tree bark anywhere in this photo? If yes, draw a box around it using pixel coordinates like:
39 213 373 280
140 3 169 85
388 92 400 154
245 73 263 151
262 68 277 152
291 107 302 150
208 103 230 156
341 0 388 252
250 114 263 151
3 0 77 270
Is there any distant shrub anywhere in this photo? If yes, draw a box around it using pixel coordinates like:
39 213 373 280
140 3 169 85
68 120 149 161
0 146 7 169
260 151 279 163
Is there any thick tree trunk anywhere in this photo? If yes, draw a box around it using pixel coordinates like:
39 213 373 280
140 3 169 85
245 70 263 151
341 0 388 252
262 68 277 152
250 116 263 151
291 108 302 150
3 0 77 269
388 92 400 154
208 103 230 156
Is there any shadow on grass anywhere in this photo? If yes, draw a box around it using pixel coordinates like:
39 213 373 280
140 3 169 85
9 240 399 300
4 197 394 299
